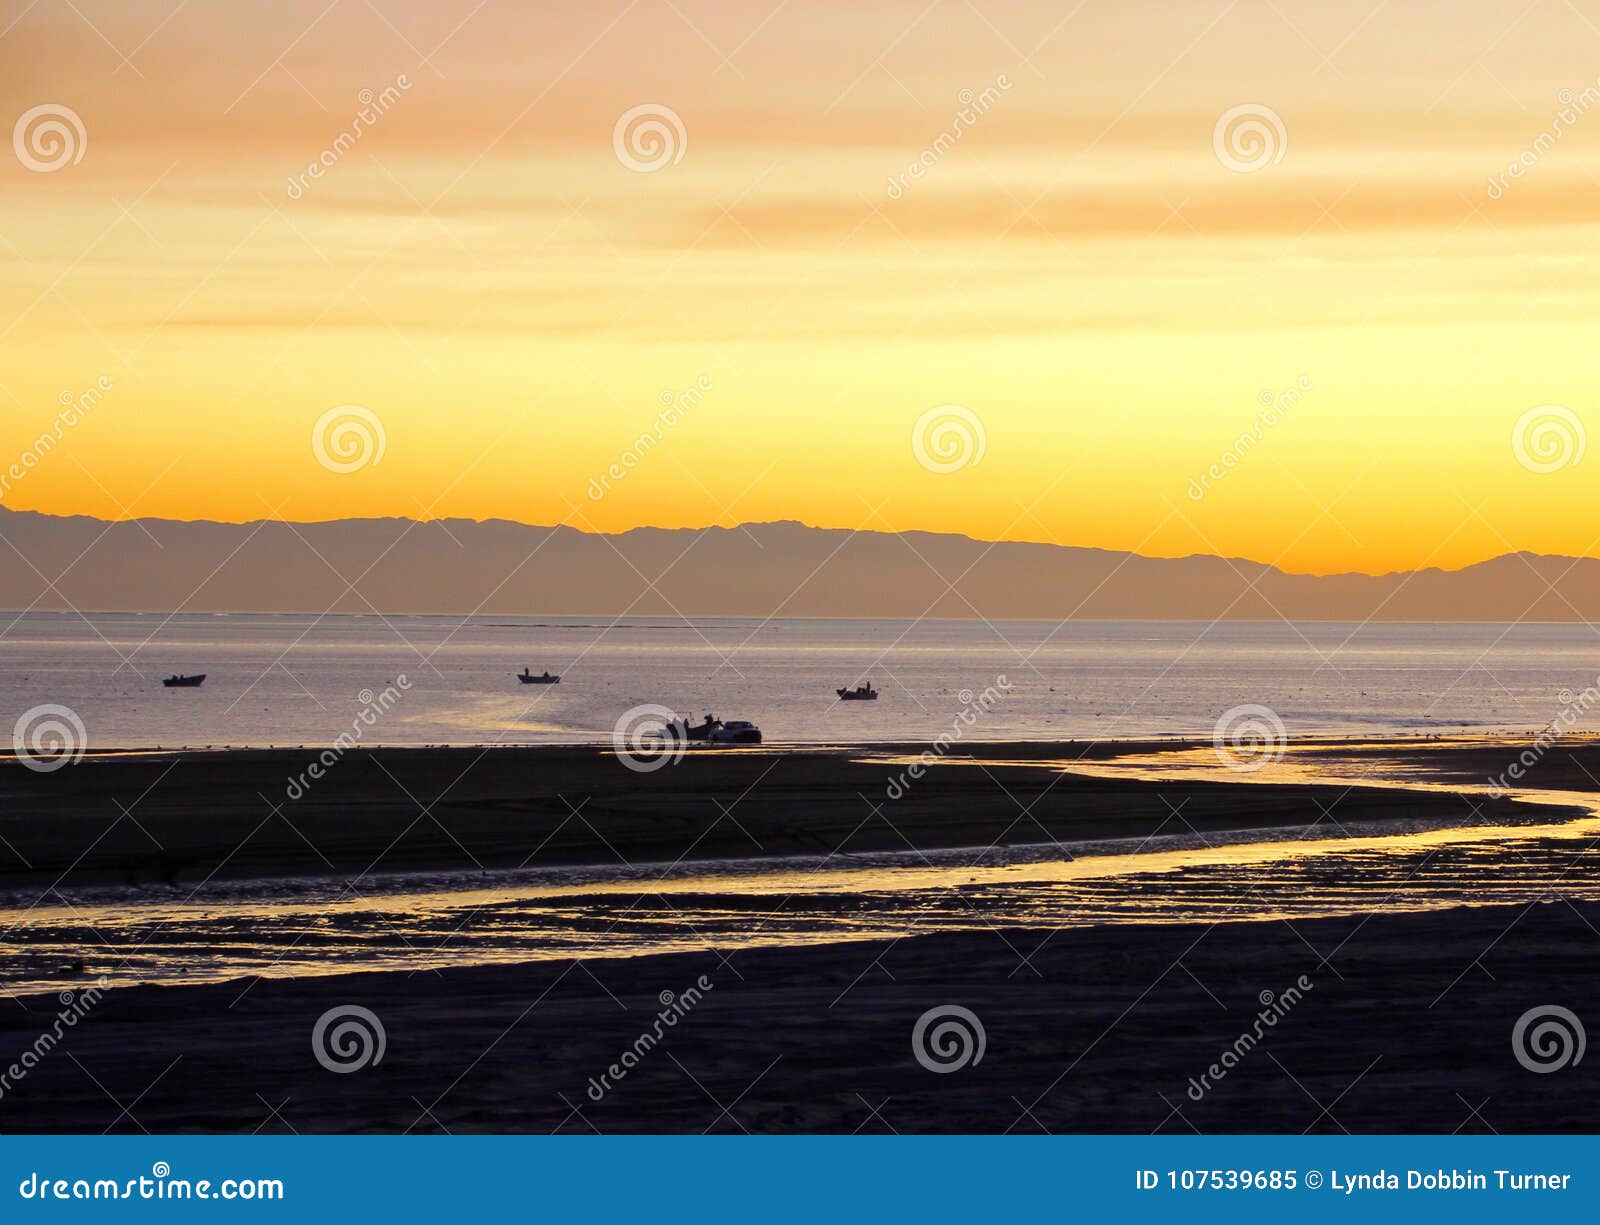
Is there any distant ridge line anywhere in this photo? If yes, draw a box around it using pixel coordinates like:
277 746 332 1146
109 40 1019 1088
0 506 1591 621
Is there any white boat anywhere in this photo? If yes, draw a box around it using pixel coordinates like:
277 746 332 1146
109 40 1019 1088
709 720 762 745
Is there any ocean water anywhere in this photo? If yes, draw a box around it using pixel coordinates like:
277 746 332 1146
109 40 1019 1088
2 613 1599 748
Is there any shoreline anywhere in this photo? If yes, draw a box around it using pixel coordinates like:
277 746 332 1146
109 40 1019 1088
0 737 1582 889
3 736 1595 1132
0 728 1584 756
2 901 1593 1133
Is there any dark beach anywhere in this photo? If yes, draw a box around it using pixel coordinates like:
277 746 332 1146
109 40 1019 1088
0 737 1570 888
1 902 1594 1134
0 736 1595 1133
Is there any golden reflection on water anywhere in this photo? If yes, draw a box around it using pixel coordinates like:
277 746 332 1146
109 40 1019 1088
27 758 1589 920
836 740 1600 891
6 737 1599 993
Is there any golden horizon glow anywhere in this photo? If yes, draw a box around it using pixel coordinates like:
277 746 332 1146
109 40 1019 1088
4 1 1600 576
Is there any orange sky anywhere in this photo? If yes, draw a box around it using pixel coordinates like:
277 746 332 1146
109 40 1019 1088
3 0 1599 576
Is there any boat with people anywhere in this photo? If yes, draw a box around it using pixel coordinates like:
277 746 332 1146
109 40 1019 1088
517 669 561 684
709 720 762 745
669 714 721 742
162 674 206 688
836 681 877 701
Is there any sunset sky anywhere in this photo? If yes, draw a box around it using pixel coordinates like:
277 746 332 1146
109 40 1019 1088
3 0 1599 576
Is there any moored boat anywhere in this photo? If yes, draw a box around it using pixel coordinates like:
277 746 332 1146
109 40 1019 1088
709 720 762 745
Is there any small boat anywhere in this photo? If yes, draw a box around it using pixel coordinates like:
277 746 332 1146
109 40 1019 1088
836 681 877 701
163 674 206 688
709 720 762 745
518 669 560 685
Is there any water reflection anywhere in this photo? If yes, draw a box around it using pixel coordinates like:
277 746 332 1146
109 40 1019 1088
3 742 1596 996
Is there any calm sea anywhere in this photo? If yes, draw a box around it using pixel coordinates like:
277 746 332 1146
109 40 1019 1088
1 612 1597 748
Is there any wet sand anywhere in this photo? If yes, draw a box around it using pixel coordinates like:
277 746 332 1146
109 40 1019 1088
0 738 1574 888
1 735 1594 1133
1 900 1593 1133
